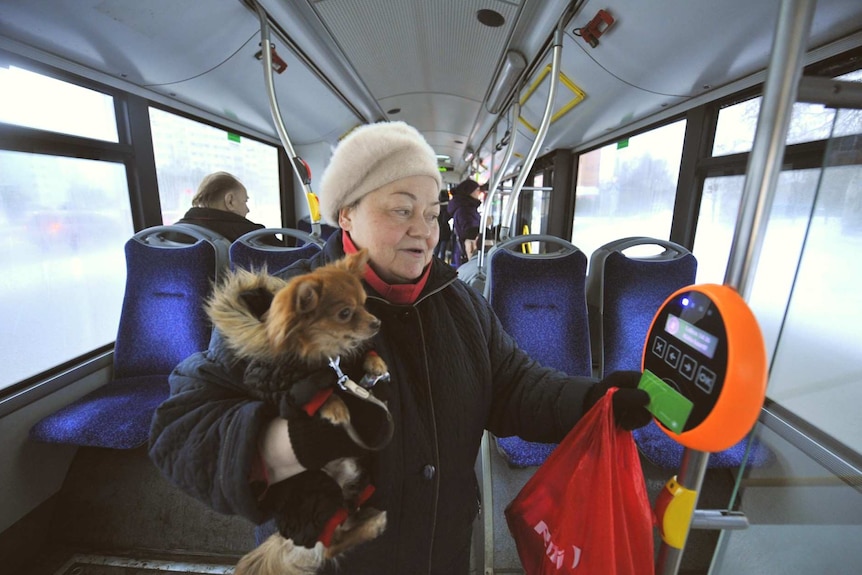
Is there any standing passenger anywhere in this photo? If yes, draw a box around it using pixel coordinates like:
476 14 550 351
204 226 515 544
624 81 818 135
434 188 453 263
149 121 651 575
447 178 483 265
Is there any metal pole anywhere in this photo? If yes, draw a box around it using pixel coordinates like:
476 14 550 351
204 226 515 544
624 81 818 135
255 1 322 237
656 1 816 573
499 22 564 241
479 123 497 268
478 103 519 270
724 0 817 297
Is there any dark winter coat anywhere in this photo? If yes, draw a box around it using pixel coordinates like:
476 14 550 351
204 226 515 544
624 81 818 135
447 192 481 245
176 206 275 243
149 232 596 574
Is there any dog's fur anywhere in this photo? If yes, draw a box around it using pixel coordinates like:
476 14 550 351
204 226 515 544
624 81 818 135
205 250 388 575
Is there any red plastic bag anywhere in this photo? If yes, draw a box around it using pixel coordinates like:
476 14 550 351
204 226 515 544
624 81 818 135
505 390 655 575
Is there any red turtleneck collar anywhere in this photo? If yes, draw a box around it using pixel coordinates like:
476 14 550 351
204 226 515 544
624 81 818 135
342 230 431 305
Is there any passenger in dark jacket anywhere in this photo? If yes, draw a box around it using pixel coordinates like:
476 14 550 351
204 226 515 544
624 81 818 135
434 189 453 262
176 171 280 244
447 178 483 264
149 122 650 575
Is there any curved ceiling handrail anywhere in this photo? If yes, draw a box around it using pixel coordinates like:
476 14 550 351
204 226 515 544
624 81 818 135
255 0 322 238
499 18 565 241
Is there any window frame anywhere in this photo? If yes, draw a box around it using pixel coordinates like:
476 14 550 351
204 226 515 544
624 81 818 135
0 50 288 400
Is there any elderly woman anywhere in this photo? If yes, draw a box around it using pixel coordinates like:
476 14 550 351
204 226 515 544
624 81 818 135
149 121 650 574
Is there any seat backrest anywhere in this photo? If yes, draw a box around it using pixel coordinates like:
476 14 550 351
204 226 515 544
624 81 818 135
586 237 697 377
112 225 224 378
229 227 325 273
156 223 231 276
486 235 591 377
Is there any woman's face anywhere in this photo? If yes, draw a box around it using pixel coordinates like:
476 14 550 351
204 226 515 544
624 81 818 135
339 175 440 284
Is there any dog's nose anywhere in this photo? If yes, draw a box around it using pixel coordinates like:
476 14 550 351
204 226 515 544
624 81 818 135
370 318 381 330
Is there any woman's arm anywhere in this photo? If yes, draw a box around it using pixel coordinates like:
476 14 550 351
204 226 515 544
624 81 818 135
148 346 275 523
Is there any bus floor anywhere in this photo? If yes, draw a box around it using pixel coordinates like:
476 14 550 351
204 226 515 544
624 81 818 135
22 446 253 575
18 440 735 575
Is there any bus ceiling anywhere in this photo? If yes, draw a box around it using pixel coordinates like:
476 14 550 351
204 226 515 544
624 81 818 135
0 0 860 178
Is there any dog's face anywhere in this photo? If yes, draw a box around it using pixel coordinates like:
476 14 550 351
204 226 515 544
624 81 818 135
264 249 381 363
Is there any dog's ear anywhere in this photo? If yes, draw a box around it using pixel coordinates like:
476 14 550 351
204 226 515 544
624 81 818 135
266 277 322 352
269 275 322 318
238 287 274 321
293 277 322 314
341 248 369 276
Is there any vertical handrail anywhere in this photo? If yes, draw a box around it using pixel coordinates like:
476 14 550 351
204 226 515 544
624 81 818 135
255 1 322 237
724 1 816 297
655 1 816 573
479 430 495 574
478 102 519 271
499 20 565 242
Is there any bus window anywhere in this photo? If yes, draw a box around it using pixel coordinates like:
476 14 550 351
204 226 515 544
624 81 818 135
832 69 862 138
701 157 862 455
715 97 842 156
694 169 819 304
696 70 862 286
767 159 862 452
572 119 685 263
525 172 549 253
529 172 547 236
712 99 760 157
149 108 281 228
713 70 862 157
693 175 746 285
0 65 118 142
0 151 132 390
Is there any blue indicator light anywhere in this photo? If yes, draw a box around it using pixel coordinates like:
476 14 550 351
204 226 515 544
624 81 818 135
681 297 690 307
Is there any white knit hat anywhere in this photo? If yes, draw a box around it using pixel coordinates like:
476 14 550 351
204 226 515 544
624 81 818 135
318 121 442 225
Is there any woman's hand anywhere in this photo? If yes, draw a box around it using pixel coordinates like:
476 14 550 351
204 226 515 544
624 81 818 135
583 371 652 431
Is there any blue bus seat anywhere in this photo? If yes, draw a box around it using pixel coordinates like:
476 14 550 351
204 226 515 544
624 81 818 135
485 235 591 468
160 222 231 267
585 236 767 468
229 228 325 273
586 236 697 377
29 224 227 449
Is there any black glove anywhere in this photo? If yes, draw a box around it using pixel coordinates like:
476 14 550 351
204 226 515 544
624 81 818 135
287 409 365 471
262 469 345 547
583 371 652 431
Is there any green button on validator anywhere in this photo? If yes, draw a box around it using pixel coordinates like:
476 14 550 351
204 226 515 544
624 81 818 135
638 370 694 434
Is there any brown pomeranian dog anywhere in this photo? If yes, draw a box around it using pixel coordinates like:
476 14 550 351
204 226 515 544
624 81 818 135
205 249 392 575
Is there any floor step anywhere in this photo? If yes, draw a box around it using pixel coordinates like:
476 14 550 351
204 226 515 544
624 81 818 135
44 550 239 575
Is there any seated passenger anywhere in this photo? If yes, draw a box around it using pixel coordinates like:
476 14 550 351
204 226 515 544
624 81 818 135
176 171 280 244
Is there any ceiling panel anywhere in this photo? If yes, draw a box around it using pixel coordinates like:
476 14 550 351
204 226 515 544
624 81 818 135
311 0 522 160
0 0 359 144
1 0 861 179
